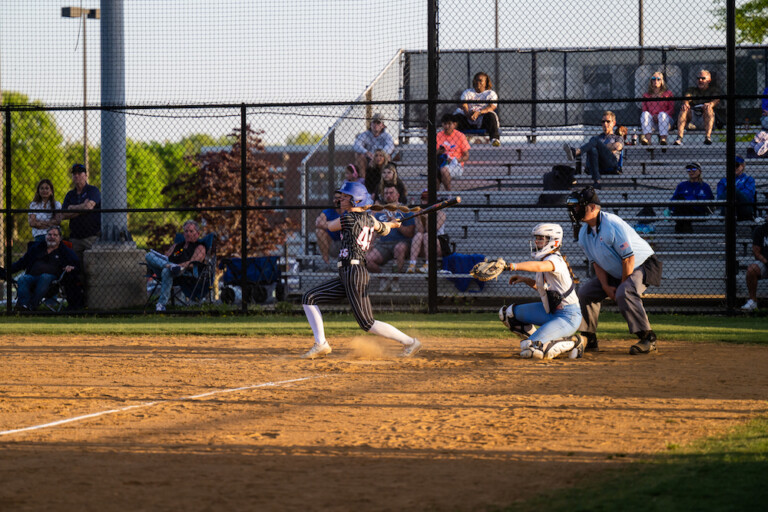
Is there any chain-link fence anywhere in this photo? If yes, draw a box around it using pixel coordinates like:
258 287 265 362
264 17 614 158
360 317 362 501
1 1 766 314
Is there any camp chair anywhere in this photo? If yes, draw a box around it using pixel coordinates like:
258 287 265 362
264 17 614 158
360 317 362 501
218 256 282 305
145 232 217 308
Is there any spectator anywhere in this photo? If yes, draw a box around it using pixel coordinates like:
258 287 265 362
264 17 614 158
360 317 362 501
364 149 391 196
367 184 415 291
670 162 714 234
675 69 723 146
761 85 768 131
639 71 675 146
344 164 365 185
453 72 501 146
436 113 471 191
407 188 446 274
4 227 81 311
741 221 768 311
315 191 343 265
353 113 395 179
28 179 62 243
145 220 207 312
374 163 408 204
567 187 662 355
564 110 623 189
716 155 756 221
62 163 101 262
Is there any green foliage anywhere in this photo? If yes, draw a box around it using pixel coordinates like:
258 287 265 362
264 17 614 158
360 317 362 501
711 0 768 43
285 131 325 146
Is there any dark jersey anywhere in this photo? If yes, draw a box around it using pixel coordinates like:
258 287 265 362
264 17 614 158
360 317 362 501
338 211 384 264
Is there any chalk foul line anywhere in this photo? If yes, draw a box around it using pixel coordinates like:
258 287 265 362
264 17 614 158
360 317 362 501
0 375 322 437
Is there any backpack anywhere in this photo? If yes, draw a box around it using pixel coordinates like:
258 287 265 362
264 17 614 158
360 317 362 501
538 165 576 205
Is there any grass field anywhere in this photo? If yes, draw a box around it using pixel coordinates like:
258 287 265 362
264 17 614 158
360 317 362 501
1 312 767 510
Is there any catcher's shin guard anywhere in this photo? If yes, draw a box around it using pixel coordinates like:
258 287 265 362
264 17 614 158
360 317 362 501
499 304 535 337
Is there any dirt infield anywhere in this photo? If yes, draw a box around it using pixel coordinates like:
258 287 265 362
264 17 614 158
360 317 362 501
1 333 767 511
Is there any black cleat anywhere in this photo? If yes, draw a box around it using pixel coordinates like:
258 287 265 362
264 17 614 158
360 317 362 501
583 332 599 352
630 331 657 355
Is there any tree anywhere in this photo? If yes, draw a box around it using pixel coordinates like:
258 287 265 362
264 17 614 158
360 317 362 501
711 0 768 43
149 125 293 257
285 131 325 146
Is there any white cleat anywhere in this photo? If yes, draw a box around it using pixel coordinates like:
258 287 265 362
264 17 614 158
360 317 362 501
741 299 758 311
301 343 332 359
399 338 422 357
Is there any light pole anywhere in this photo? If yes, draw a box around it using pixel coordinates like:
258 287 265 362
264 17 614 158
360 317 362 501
61 6 100 171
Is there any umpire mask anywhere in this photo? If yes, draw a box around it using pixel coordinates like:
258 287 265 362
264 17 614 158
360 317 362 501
566 186 600 240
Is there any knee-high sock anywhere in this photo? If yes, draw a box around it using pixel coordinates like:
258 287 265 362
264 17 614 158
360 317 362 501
368 320 414 345
303 305 327 346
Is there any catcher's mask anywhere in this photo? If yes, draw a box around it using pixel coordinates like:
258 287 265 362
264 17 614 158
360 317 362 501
530 223 563 260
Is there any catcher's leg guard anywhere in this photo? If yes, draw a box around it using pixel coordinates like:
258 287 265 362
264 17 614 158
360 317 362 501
542 335 580 360
520 339 533 358
499 305 535 337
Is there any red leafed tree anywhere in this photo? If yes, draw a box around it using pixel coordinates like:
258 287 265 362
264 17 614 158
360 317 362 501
151 125 292 256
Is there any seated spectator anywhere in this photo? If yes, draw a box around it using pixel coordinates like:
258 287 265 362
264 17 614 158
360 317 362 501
453 72 501 146
640 72 674 146
564 110 623 189
675 69 724 146
364 149 391 196
3 227 81 311
670 162 714 234
344 164 365 185
716 156 756 221
367 184 416 291
353 113 395 179
761 85 768 131
145 219 207 312
436 113 471 191
374 163 408 204
28 179 62 243
741 221 768 311
407 188 446 273
315 191 343 265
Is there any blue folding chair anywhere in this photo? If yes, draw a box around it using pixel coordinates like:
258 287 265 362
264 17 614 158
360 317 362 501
219 256 282 304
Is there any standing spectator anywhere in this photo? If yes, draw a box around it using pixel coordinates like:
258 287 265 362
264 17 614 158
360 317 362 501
716 155 756 221
28 179 62 243
62 163 101 262
639 71 675 146
675 69 723 146
453 72 501 146
315 191 343 265
367 185 415 291
567 187 662 355
741 222 768 311
144 220 207 312
436 113 471 191
6 227 81 311
374 163 408 204
407 188 446 273
364 149 390 196
564 110 623 189
670 162 714 234
353 113 395 179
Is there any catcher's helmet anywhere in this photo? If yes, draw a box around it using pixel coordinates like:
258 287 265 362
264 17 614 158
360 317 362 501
530 223 563 260
336 181 373 207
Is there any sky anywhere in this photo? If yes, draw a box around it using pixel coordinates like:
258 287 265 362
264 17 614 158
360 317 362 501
0 0 728 146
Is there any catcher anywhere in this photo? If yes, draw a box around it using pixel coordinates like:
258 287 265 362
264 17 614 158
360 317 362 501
474 223 585 359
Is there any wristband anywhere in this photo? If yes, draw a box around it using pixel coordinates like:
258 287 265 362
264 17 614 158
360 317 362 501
510 263 516 271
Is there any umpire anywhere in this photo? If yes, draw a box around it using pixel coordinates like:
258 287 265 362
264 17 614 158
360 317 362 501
567 187 662 355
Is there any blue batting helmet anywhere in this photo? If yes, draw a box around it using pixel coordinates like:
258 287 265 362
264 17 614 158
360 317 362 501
336 180 373 207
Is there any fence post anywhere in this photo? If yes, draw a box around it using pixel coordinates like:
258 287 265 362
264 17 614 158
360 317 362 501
3 107 10 314
427 0 438 314
240 104 248 313
327 130 336 200
725 0 737 311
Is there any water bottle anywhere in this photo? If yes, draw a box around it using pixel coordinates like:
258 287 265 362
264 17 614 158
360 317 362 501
631 129 638 146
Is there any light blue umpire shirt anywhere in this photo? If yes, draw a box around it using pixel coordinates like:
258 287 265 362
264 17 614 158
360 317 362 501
578 210 655 279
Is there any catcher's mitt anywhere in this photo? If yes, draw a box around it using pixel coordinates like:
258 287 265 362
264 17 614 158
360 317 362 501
470 257 507 281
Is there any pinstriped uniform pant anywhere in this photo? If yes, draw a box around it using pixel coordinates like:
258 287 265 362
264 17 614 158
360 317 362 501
302 264 375 331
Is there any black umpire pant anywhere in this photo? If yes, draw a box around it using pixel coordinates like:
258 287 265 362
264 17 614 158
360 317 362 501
302 264 375 331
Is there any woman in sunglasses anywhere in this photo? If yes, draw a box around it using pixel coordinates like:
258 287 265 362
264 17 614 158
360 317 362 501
640 72 674 146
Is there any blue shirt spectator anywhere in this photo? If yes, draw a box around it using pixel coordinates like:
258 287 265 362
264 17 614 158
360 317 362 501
716 156 756 220
578 210 655 279
322 207 342 242
671 162 714 216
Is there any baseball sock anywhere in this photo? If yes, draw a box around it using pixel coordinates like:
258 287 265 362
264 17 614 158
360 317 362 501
369 320 415 345
302 305 327 346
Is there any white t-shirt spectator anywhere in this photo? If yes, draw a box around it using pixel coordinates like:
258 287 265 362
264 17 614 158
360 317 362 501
454 88 498 127
29 200 61 239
